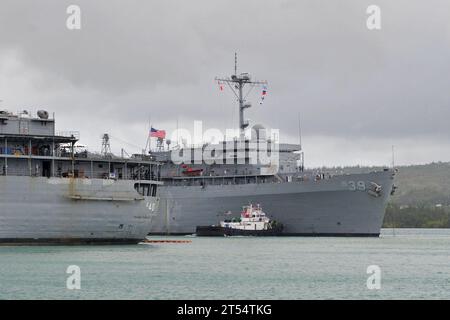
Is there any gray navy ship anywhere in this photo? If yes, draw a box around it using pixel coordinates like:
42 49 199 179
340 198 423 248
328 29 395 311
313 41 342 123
0 110 161 244
148 62 396 236
0 62 396 242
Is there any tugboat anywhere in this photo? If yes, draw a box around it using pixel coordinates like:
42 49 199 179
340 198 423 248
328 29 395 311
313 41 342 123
196 204 283 236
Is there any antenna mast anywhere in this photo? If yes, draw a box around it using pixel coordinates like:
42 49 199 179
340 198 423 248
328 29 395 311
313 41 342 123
297 113 305 172
101 133 112 158
298 113 302 151
216 53 268 140
392 145 395 169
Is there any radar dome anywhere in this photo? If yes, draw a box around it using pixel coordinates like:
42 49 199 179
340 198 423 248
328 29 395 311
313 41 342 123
37 110 49 119
251 124 266 141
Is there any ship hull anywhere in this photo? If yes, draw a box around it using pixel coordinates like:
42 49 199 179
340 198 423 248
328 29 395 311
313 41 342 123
149 170 395 236
0 176 160 244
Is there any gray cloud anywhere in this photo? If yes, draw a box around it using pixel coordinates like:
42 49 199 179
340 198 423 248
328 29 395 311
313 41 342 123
1 0 450 166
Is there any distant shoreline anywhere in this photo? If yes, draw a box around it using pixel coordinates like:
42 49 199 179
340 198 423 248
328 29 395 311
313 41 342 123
383 203 450 228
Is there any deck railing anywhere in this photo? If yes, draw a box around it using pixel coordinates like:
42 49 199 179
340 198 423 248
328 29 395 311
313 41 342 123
55 131 80 140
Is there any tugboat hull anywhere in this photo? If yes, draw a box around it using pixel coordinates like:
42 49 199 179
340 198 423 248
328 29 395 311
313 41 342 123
196 225 283 237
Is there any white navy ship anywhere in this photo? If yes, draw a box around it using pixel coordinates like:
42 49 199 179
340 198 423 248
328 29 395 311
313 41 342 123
148 60 396 236
0 110 161 244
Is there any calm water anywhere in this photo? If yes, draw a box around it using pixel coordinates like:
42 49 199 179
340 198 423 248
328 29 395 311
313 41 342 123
1 229 450 300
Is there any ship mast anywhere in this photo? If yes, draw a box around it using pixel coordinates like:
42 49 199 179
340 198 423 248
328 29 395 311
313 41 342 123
215 53 268 139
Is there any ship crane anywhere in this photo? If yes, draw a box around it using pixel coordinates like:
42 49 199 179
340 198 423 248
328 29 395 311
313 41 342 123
215 53 268 140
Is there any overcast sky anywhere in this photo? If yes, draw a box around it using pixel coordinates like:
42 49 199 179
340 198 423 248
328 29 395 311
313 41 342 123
1 0 449 167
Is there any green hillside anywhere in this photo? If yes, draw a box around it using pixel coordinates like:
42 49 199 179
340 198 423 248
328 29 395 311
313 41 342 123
390 162 450 206
384 162 450 228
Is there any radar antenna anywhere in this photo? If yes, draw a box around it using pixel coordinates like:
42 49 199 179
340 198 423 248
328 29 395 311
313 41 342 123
101 133 112 158
298 112 304 172
155 137 164 151
215 53 268 139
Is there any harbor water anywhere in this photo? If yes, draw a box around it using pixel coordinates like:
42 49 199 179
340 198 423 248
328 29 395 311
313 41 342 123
1 229 449 299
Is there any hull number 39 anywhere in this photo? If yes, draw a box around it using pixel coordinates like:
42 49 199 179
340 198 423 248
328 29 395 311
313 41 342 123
345 181 366 191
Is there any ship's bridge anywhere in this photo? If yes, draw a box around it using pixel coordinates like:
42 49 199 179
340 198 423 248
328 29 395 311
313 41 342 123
0 110 60 136
0 110 78 157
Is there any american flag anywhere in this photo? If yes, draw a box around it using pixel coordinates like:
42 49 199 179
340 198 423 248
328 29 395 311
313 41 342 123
150 127 166 139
